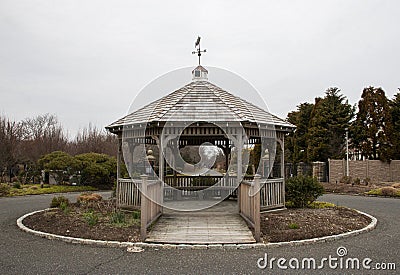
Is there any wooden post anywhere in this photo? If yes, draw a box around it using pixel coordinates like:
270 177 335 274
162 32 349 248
158 136 165 213
140 174 148 241
238 180 242 214
158 135 164 183
236 133 243 213
117 137 122 181
116 138 122 207
253 174 261 242
280 136 285 205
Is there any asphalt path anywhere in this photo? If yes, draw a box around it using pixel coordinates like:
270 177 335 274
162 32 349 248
0 192 399 274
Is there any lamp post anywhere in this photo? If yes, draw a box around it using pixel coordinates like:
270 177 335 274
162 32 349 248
345 128 349 177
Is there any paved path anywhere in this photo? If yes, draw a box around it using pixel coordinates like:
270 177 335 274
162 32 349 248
146 200 255 244
0 193 399 274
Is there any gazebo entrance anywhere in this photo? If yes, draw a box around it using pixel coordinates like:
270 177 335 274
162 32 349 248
146 200 255 244
106 64 294 243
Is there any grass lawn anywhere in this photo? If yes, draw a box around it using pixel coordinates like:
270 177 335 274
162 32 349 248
1 183 97 197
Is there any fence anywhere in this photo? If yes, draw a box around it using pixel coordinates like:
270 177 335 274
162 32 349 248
329 159 400 184
284 162 328 182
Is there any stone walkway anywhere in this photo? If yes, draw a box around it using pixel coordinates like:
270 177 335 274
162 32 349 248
145 200 256 244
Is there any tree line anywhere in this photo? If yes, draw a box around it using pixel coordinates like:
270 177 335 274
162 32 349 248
286 86 400 163
0 113 117 183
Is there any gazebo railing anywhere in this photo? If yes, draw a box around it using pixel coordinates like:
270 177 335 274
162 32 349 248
116 177 162 240
117 176 285 211
238 175 261 242
260 178 285 211
116 178 141 209
140 175 162 241
164 175 237 199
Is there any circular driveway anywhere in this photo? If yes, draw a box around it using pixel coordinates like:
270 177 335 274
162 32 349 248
0 193 398 274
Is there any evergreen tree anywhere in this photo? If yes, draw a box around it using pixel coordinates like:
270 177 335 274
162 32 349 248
351 86 392 160
286 102 314 163
307 87 354 162
389 90 400 159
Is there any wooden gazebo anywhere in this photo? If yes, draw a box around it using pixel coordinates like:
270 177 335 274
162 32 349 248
106 65 295 241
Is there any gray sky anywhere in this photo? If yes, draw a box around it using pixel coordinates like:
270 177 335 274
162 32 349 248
1 0 399 138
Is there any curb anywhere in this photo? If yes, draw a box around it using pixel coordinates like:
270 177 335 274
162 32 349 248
17 208 377 250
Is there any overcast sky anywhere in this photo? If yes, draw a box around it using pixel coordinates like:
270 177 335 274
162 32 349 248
1 0 399 138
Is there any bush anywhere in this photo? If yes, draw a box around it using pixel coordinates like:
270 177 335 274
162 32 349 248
364 178 371 185
13 182 21 189
0 183 11 197
191 177 217 187
380 187 398 197
285 175 324 208
83 211 99 226
340 176 352 184
110 211 126 224
59 201 70 214
367 187 400 197
74 153 117 187
50 196 70 208
391 183 400 188
132 210 140 220
353 178 361 185
77 192 102 204
288 223 299 229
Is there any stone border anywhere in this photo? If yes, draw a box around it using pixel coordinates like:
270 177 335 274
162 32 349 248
17 208 377 250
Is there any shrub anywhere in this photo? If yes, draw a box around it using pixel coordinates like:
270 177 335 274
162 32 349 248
74 153 117 187
353 178 361 185
367 187 400 197
77 192 102 204
380 187 398 197
13 182 21 189
132 210 140 220
340 176 352 184
364 178 371 185
83 211 99 226
110 211 126 224
59 201 70 214
391 183 400 188
0 184 11 197
288 223 299 229
50 196 70 208
191 177 216 187
285 175 324 208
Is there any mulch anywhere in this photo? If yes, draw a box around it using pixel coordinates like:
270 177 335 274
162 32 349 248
322 182 374 194
261 207 371 243
23 201 371 244
23 203 141 243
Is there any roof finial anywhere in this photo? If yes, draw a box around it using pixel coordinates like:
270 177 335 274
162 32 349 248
192 36 206 65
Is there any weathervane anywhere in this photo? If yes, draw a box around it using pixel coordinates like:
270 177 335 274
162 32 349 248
192 36 206 65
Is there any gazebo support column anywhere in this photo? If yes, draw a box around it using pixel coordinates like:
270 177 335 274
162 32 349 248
116 137 122 182
277 134 286 205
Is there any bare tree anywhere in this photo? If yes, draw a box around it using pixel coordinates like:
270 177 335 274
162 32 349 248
0 115 23 181
67 123 117 156
20 113 67 162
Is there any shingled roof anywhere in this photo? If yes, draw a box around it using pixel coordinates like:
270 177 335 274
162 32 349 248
107 78 295 131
